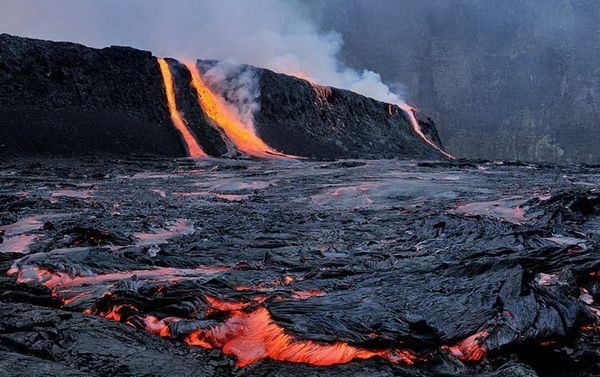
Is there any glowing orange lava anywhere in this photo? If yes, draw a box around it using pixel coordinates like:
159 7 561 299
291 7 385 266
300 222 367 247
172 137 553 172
442 331 489 361
134 294 417 367
96 304 135 322
185 306 416 367
144 315 179 337
399 104 455 160
158 59 206 158
186 62 285 158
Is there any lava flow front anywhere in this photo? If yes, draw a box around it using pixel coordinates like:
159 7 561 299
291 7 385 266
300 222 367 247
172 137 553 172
2 157 599 376
186 62 285 157
158 59 206 158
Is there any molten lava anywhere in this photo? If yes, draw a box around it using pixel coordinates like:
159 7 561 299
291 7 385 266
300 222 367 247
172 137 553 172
158 59 206 158
185 305 416 367
442 331 489 362
186 62 285 157
399 104 455 160
143 315 179 337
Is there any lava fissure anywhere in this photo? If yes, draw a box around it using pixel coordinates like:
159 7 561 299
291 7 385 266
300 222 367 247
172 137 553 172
158 58 206 158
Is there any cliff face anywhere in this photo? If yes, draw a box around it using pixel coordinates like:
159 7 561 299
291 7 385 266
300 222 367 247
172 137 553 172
256 69 444 160
309 0 600 163
197 60 444 160
0 33 182 157
0 34 448 160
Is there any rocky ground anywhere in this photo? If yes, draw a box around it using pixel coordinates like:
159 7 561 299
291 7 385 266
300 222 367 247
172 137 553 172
0 157 599 376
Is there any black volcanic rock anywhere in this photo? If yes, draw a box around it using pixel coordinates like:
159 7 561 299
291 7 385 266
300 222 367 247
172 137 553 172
0 34 184 157
0 157 598 376
0 34 448 160
255 69 442 159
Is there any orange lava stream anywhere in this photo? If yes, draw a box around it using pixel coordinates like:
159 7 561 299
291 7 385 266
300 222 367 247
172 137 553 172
185 306 416 367
158 59 206 158
399 104 455 160
186 62 286 158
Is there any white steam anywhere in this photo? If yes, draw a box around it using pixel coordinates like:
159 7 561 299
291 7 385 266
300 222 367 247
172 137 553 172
0 0 406 106
200 60 261 132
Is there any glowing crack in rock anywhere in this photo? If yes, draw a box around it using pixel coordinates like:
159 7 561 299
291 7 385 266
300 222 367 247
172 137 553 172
442 331 489 362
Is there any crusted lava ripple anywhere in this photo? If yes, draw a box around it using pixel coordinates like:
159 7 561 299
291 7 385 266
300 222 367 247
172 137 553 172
0 157 598 376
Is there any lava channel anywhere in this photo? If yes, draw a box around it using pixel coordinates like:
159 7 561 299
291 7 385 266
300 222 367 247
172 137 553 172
399 104 455 160
158 58 206 158
186 62 287 158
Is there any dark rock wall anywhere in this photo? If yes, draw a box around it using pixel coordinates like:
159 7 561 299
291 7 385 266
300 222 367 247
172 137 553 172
0 34 185 157
309 0 600 163
256 69 443 160
0 34 447 160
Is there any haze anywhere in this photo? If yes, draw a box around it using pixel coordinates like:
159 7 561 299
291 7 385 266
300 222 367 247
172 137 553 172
2 0 598 162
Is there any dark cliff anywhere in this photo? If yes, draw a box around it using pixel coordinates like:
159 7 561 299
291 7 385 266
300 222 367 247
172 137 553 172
0 34 448 160
0 34 182 157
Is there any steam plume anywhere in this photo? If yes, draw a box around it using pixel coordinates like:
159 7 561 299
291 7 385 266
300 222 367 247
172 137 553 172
0 0 406 105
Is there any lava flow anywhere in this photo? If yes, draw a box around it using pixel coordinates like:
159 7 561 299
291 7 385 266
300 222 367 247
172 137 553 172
442 331 489 362
158 59 206 158
399 104 455 160
184 301 417 367
186 62 285 158
7 265 230 292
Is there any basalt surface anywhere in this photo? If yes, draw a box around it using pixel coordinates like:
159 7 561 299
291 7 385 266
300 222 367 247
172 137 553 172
0 157 598 376
0 33 445 160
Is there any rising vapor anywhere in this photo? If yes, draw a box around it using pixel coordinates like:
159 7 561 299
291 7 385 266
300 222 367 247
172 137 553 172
0 0 406 105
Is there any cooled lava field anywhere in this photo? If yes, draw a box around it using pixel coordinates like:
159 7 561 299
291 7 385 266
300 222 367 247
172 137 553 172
1 157 598 376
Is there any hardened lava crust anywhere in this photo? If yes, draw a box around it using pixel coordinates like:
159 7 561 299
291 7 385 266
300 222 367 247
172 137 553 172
0 157 598 376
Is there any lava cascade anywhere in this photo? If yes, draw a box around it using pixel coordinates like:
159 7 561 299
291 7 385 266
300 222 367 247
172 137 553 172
158 59 206 158
399 104 455 160
186 62 285 157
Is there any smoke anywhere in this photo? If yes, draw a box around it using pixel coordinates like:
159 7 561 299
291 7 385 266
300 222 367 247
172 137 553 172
198 60 262 132
0 0 406 105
